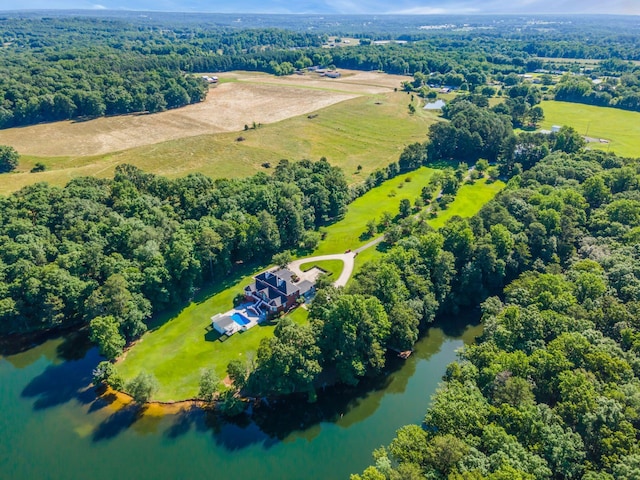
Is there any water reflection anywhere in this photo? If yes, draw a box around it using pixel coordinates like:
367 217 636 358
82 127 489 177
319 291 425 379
5 322 482 457
21 346 99 410
0 329 94 369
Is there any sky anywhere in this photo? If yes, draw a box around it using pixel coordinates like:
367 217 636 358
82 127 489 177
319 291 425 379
3 0 640 15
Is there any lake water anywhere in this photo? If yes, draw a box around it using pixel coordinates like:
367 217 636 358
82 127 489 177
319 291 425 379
0 322 481 480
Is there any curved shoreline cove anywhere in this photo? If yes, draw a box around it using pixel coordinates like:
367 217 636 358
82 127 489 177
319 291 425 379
0 322 480 480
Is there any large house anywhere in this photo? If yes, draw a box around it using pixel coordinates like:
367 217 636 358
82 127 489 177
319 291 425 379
244 269 314 314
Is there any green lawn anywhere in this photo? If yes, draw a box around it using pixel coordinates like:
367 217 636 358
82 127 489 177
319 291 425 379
540 100 640 159
299 259 344 278
313 167 436 255
428 178 506 229
117 268 263 401
352 176 506 274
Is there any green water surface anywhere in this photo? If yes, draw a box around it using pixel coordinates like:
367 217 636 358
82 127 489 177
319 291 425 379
0 323 481 480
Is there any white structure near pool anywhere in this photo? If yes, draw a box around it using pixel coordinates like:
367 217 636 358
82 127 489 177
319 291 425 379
211 303 264 336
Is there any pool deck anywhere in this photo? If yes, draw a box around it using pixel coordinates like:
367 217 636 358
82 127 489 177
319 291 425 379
214 302 265 335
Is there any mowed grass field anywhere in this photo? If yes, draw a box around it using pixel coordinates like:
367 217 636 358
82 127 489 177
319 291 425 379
117 167 505 402
429 178 506 229
313 167 436 255
300 259 344 278
351 176 506 275
540 100 640 158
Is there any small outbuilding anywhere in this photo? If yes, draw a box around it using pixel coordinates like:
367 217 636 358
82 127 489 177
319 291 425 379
211 314 240 336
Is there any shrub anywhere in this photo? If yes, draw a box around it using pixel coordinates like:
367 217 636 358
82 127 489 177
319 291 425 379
126 371 159 403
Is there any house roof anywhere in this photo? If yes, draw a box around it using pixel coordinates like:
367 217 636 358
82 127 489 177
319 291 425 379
213 315 236 330
297 280 315 295
255 269 299 296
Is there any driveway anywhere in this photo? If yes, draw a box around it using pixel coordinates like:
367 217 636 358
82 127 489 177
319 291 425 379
288 252 357 288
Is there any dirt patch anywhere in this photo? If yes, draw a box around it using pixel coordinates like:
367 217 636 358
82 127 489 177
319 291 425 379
0 82 358 157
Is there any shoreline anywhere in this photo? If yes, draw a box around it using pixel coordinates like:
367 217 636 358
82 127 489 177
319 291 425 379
102 386 209 416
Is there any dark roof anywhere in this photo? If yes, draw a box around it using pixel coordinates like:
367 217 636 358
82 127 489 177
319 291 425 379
255 270 298 296
297 280 315 295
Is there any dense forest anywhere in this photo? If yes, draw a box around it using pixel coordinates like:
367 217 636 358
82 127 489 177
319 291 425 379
0 159 349 350
348 149 640 479
2 14 640 127
214 100 590 401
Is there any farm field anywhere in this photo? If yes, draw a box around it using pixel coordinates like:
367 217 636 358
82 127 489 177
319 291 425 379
540 100 640 158
117 167 505 401
0 71 438 195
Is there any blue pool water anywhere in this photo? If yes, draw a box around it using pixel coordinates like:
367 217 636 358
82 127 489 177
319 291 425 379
231 312 251 326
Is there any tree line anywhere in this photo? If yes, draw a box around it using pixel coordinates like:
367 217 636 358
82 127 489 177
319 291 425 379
2 16 640 128
555 74 640 113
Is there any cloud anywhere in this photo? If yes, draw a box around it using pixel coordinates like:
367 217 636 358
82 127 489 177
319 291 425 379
91 4 107 8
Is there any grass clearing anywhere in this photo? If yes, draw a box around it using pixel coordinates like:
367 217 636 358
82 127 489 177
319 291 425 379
429 178 506 229
540 100 640 158
352 176 506 274
313 167 436 256
117 267 263 402
299 259 344 278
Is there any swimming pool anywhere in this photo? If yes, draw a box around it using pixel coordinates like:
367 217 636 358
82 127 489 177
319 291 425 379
231 312 251 326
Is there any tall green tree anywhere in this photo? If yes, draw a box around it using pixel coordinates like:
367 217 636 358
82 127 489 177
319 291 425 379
0 145 19 173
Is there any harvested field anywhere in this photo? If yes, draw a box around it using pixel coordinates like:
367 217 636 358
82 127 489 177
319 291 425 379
229 69 410 93
0 70 409 159
0 82 358 157
0 70 428 195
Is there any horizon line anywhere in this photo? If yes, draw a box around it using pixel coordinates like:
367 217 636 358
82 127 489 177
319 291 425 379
1 9 639 16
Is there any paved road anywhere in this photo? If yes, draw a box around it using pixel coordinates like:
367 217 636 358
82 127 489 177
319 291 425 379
355 235 384 253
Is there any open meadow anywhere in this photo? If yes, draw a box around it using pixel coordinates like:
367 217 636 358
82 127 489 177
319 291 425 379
0 70 438 195
540 100 640 158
